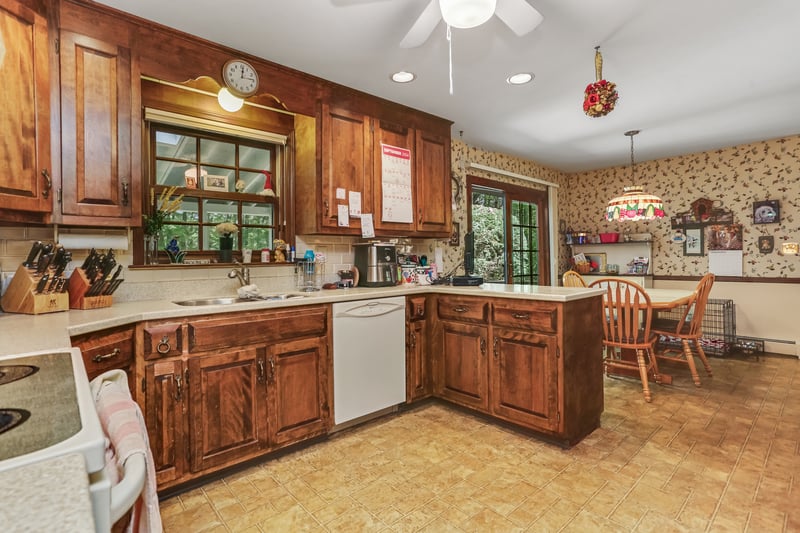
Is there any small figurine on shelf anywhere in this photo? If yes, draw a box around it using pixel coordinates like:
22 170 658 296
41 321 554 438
165 236 186 263
272 239 287 262
235 179 246 193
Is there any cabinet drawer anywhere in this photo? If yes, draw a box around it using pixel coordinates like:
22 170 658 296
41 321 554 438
492 300 558 333
437 296 488 323
189 306 328 353
143 322 184 360
407 296 426 321
73 326 135 379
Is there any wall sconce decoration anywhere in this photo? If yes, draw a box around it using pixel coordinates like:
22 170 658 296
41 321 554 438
781 242 799 255
757 236 774 254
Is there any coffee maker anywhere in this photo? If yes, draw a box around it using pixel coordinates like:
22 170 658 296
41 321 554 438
353 243 398 287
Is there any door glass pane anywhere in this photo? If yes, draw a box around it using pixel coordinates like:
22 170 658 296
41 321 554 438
471 187 506 282
200 139 235 166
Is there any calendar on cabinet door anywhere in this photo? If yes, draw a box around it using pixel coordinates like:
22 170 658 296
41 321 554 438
380 143 413 223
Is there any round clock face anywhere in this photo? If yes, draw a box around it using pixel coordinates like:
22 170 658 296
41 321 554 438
222 59 259 98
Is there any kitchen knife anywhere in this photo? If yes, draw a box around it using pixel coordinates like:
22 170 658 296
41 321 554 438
105 277 124 296
53 251 72 278
81 248 96 270
101 265 123 295
23 241 42 268
35 273 49 294
87 260 115 296
36 253 53 274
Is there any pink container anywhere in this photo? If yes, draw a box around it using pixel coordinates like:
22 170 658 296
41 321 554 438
599 232 620 243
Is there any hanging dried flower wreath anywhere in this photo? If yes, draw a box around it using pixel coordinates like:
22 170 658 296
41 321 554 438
583 47 618 118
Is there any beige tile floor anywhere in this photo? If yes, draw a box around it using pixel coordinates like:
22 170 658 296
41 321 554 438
160 354 799 532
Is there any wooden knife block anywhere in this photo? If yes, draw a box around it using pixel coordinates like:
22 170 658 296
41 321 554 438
69 268 113 310
0 264 69 315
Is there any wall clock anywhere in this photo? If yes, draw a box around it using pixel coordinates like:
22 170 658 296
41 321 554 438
222 59 259 98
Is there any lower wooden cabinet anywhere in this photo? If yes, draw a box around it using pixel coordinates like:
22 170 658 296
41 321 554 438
435 320 489 411
406 295 430 402
432 294 603 445
490 328 558 432
139 305 332 490
188 347 268 472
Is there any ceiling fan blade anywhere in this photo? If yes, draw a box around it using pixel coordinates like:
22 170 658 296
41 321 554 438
495 0 543 36
399 0 442 48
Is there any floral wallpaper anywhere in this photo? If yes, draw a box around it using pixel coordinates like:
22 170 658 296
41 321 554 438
451 135 800 279
567 136 800 277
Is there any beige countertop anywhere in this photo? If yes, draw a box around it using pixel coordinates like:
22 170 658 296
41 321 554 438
0 283 602 356
0 453 95 532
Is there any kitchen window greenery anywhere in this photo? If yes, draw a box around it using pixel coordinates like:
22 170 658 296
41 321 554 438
145 123 283 263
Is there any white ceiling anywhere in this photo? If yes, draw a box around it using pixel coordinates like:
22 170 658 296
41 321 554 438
95 0 800 173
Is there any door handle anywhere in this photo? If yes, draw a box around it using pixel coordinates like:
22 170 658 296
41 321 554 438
493 337 499 360
41 169 52 199
268 356 276 383
480 337 486 355
122 182 129 206
257 358 266 384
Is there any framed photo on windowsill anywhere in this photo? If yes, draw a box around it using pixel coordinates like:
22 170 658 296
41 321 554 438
683 226 704 256
203 174 229 192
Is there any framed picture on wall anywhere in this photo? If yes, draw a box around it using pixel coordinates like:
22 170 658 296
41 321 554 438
753 200 780 224
584 253 607 273
683 226 704 256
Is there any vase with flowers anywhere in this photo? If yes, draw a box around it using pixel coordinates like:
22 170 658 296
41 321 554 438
143 186 183 265
215 222 238 263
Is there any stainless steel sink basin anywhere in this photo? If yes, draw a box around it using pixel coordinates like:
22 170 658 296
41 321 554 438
173 294 309 306
173 297 253 306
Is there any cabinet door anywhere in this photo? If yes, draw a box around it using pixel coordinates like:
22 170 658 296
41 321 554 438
144 359 187 486
187 348 268 472
266 336 330 447
490 329 559 431
373 120 415 233
320 104 372 231
0 0 52 215
59 30 139 224
414 130 451 236
436 321 489 411
406 318 429 402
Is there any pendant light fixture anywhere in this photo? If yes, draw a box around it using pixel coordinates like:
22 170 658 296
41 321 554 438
439 0 496 29
605 130 665 222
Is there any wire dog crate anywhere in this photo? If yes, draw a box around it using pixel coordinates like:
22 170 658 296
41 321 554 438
656 298 736 356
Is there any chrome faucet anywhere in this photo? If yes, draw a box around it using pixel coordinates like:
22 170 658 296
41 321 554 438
228 260 250 287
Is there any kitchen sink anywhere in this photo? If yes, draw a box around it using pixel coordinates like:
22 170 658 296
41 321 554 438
172 294 308 306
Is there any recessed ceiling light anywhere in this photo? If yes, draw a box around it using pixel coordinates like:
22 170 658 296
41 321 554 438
506 72 534 85
391 71 416 83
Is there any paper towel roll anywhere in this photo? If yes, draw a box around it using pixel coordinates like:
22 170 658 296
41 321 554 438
58 233 129 251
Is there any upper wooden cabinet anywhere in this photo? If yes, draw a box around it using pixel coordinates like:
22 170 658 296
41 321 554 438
297 102 452 238
0 0 53 220
56 17 140 226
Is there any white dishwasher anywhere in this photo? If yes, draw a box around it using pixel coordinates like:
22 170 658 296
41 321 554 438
333 296 406 425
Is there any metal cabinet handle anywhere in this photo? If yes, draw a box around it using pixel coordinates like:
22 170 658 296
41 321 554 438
269 357 276 383
453 306 468 313
157 335 171 354
480 337 486 355
416 307 425 318
409 331 416 349
92 348 121 362
257 358 266 384
174 373 182 401
493 337 500 360
122 182 129 206
324 200 329 217
418 208 423 225
41 169 52 199
511 312 530 320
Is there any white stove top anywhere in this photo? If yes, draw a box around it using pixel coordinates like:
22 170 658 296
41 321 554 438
0 348 105 475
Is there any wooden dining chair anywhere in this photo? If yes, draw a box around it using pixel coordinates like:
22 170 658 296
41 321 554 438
589 278 660 402
652 273 715 386
562 270 588 287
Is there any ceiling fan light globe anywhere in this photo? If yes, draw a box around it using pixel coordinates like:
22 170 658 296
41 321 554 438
440 0 497 29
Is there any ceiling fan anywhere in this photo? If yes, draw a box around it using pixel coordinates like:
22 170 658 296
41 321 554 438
399 0 543 48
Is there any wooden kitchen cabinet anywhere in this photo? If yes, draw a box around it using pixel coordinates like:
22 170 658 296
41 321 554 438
57 21 141 226
187 347 268 472
71 324 135 397
0 0 53 220
406 295 430 402
137 304 332 491
297 102 451 238
143 358 187 486
266 336 330 448
430 294 603 446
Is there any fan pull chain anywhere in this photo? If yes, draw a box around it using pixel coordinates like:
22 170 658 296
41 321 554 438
447 24 453 95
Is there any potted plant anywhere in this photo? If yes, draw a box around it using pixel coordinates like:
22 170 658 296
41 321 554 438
143 186 183 264
215 222 239 263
